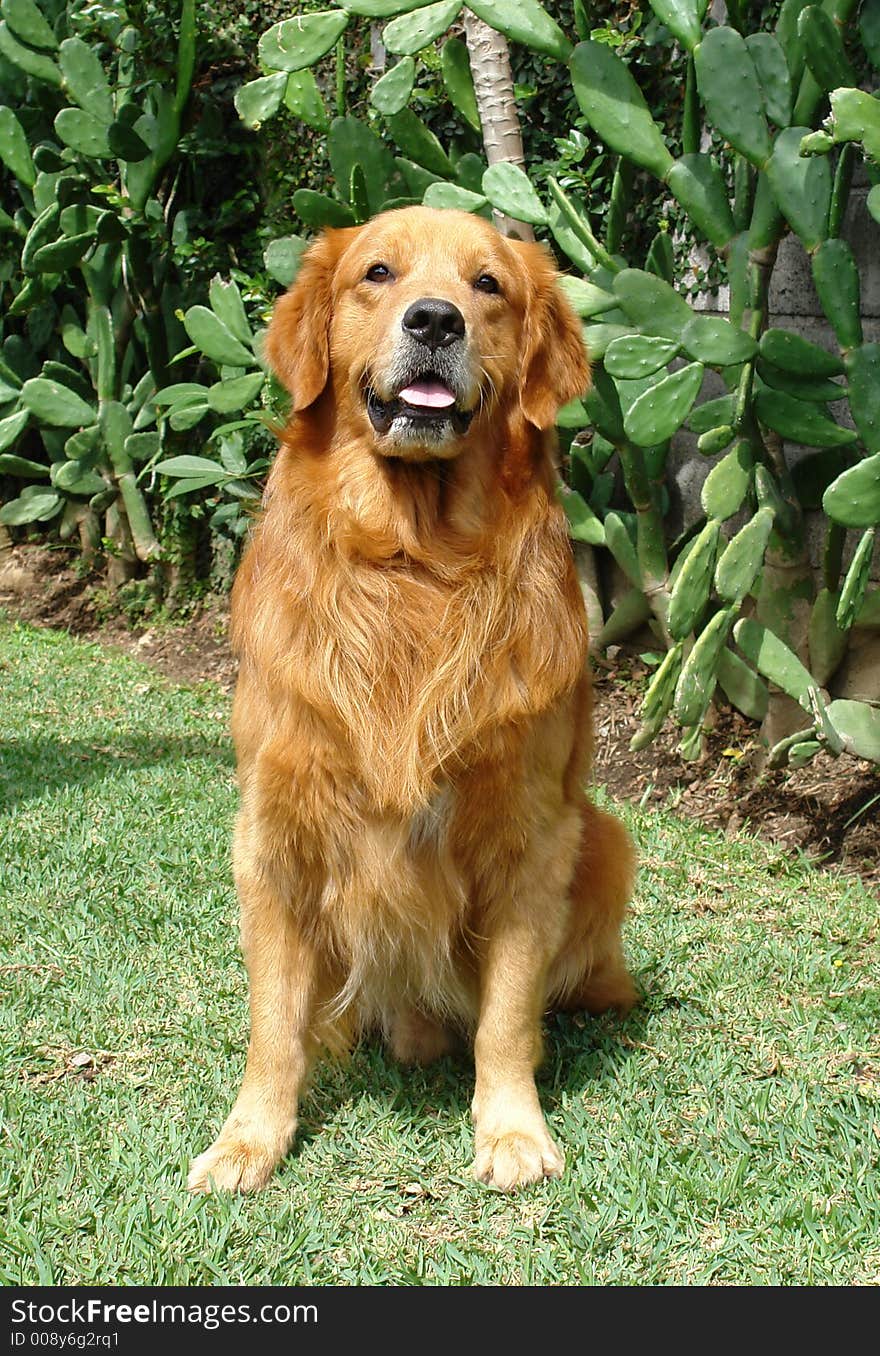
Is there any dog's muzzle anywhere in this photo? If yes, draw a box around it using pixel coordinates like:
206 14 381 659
365 297 475 444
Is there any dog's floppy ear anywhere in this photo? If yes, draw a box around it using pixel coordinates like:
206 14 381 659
512 241 591 430
266 226 359 412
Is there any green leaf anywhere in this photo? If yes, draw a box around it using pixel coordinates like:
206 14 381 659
604 334 679 380
570 41 674 180
234 72 288 129
681 314 757 366
695 26 771 166
758 328 844 377
812 238 862 352
467 0 572 61
59 37 112 122
624 362 704 447
33 231 95 271
646 0 703 50
664 153 736 250
0 489 62 524
701 440 753 521
826 699 880 762
844 343 880 454
263 235 308 287
644 230 674 284
675 607 736 726
0 19 60 83
765 125 831 250
759 358 845 402
292 189 356 230
155 454 228 479
371 56 415 115
1 0 57 50
667 520 720 640
604 512 641 585
184 307 259 369
209 276 253 348
422 182 488 212
55 108 112 158
744 33 791 127
0 104 35 187
697 425 735 457
556 277 616 318
153 383 211 407
20 378 96 428
168 402 210 432
339 0 436 14
714 507 774 603
384 108 452 177
108 122 151 162
612 268 693 339
0 410 31 454
797 4 855 92
258 11 349 73
689 394 735 434
755 388 857 448
207 372 265 414
441 37 480 131
383 0 461 55
329 115 397 215
559 485 605 545
481 161 547 226
828 87 880 163
51 460 106 496
837 530 876 628
583 323 636 361
717 648 769 721
734 617 817 710
823 453 880 529
284 69 329 130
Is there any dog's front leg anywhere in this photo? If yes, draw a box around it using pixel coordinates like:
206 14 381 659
188 854 318 1194
471 917 565 1191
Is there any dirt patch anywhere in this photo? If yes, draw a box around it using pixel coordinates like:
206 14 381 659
2 544 878 887
0 544 237 690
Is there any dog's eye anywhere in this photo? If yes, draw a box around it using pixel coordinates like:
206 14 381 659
365 263 393 283
474 273 500 295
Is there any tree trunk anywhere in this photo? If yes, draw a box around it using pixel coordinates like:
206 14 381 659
462 11 534 241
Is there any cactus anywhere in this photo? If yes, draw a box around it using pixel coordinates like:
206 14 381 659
826 700 880 761
823 454 880 528
733 618 817 711
383 0 462 54
258 12 350 72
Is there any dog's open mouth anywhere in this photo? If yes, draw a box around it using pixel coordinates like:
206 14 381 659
366 374 474 437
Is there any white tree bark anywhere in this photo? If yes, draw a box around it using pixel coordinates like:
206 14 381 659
462 11 534 240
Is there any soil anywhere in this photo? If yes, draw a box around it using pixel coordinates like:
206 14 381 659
2 544 878 888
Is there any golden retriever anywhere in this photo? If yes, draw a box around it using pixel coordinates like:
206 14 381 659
188 206 636 1194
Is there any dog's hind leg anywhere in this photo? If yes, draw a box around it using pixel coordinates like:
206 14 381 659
549 801 638 1016
388 1005 454 1065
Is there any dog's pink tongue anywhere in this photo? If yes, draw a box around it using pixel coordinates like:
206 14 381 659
398 378 456 409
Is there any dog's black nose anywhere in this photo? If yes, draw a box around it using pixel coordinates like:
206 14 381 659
401 297 465 350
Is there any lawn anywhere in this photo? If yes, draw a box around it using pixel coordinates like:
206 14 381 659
0 618 877 1285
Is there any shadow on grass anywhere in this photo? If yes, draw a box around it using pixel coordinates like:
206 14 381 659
293 999 659 1160
0 735 234 810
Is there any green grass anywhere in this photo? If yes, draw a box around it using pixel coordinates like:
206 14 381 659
1 619 877 1286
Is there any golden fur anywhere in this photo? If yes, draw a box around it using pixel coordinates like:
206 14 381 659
188 207 636 1194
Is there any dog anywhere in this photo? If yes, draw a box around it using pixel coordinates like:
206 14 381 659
187 205 636 1194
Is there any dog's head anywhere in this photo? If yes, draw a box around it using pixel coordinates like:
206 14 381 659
267 206 589 461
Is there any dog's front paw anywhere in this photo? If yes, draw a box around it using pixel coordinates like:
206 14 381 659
187 1133 284 1194
472 1125 565 1191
